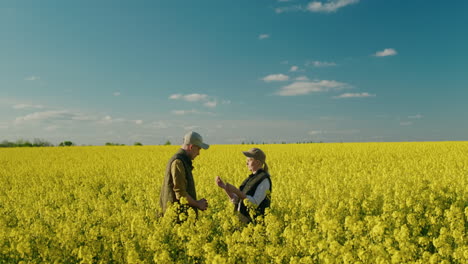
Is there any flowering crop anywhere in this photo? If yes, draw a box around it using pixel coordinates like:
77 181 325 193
1 142 467 263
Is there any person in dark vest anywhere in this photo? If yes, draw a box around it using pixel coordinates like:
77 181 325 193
159 131 209 219
215 148 272 223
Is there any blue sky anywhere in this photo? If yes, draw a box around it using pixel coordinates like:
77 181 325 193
1 0 467 145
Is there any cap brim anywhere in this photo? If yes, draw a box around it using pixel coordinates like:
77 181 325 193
242 151 254 157
199 142 209 150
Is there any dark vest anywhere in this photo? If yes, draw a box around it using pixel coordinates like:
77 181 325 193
159 149 197 215
237 169 272 223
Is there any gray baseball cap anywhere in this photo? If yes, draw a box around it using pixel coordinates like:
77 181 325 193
183 131 209 149
242 148 266 163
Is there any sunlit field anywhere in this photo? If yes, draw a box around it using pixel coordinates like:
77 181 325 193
1 142 467 263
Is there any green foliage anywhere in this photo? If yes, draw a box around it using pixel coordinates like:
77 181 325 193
134 142 143 146
0 138 53 147
59 141 74 147
164 140 171 146
105 142 125 146
32 138 54 147
0 140 15 147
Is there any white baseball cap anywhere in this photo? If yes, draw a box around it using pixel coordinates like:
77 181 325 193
183 131 209 149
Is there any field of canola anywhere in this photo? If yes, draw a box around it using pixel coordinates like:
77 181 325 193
1 142 467 263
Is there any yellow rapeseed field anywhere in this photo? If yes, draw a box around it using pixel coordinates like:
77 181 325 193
1 142 467 263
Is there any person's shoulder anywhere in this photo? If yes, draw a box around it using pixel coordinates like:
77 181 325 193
260 177 270 183
173 158 184 163
258 177 271 190
261 171 272 183
258 169 270 177
171 159 184 167
175 150 190 161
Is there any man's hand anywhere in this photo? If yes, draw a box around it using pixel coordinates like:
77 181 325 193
197 198 208 210
215 176 226 189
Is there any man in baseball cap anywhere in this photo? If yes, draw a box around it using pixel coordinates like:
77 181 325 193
160 131 210 220
183 131 209 150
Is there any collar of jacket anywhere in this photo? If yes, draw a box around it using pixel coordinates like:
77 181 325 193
249 168 265 178
176 148 193 169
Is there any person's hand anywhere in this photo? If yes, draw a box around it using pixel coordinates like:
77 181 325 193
215 176 226 189
197 198 208 211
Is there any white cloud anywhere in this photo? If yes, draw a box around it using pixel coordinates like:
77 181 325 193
13 105 100 125
262 74 290 82
169 93 208 102
307 0 359 13
374 48 397 57
276 80 349 96
72 114 98 121
169 93 226 108
258 34 270 40
307 60 337 67
14 110 71 124
400 121 413 126
333 92 375 99
44 125 59 131
334 129 360 135
309 130 323 135
172 109 198 115
99 115 126 125
150 121 170 129
13 104 44 109
276 0 358 13
113 92 121 96
25 75 40 81
14 107 132 128
275 5 302 13
289 66 299 72
408 114 423 119
169 94 182 100
172 109 215 116
309 129 360 135
204 101 218 108
295 76 309 81
135 120 143 125
188 94 208 101
184 94 208 102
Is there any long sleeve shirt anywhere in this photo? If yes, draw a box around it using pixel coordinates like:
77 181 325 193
231 178 270 210
171 159 188 200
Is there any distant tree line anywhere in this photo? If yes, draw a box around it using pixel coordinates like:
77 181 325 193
0 139 55 147
104 142 145 146
241 140 322 145
1 138 322 148
105 142 126 146
58 141 75 147
0 139 169 147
